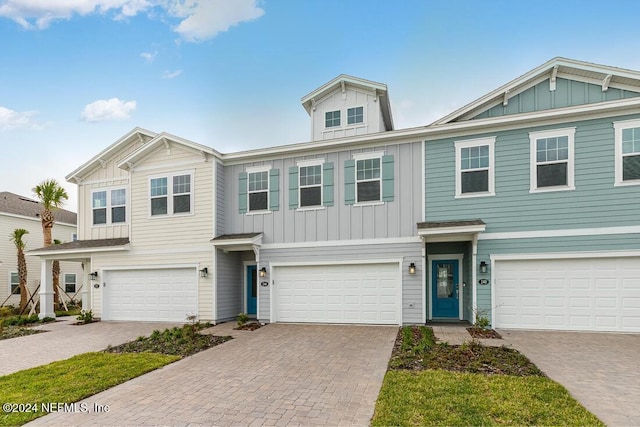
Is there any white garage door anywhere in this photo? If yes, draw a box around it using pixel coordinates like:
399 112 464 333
102 268 198 322
495 257 640 332
273 263 400 325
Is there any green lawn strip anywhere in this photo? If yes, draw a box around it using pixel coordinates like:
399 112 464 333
372 369 604 427
0 352 178 426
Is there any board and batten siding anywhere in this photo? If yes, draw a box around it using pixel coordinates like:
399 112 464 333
1 215 82 304
224 141 423 244
471 78 640 120
258 242 423 324
128 144 214 251
311 86 385 141
76 137 148 240
425 114 640 233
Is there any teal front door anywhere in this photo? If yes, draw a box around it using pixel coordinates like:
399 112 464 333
432 260 459 318
246 265 257 316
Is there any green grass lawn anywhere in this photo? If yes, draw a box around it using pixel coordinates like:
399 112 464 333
0 352 178 426
373 326 604 426
372 370 604 426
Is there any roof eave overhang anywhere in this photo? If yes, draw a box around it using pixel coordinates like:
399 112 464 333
211 234 263 252
418 224 486 243
27 244 130 259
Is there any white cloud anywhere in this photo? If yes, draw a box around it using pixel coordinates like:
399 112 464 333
0 106 39 130
140 50 157 62
80 98 137 122
170 0 265 42
0 0 152 29
162 69 182 79
0 0 265 42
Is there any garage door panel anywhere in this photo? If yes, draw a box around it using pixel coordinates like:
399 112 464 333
495 258 640 332
104 268 197 322
274 263 399 325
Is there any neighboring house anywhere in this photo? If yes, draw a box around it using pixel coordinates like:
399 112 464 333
0 192 82 308
31 58 640 333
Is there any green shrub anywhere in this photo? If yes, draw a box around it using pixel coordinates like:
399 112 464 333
237 312 249 326
76 310 94 324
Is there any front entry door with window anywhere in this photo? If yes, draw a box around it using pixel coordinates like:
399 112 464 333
432 260 459 318
246 265 257 316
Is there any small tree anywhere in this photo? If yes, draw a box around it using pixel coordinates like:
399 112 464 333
10 229 29 312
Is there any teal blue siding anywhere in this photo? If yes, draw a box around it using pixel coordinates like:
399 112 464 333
425 114 640 233
471 78 640 119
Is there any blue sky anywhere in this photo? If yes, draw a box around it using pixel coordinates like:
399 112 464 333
2 0 640 212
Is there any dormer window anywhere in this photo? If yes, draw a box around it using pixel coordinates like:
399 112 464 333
325 110 340 128
347 107 364 125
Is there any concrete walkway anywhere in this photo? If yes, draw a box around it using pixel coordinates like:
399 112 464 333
430 323 505 347
0 317 177 376
29 323 397 426
500 330 640 427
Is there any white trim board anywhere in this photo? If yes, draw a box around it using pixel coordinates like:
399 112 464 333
261 236 421 250
490 250 640 261
478 225 640 240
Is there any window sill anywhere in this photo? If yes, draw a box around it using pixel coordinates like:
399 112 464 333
353 201 384 207
529 185 575 194
296 206 326 212
91 223 128 227
455 192 495 199
245 210 273 216
614 180 640 187
148 212 195 219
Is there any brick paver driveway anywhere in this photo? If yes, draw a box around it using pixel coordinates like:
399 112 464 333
30 323 397 426
501 330 640 427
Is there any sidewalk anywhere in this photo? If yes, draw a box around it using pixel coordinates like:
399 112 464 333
430 323 506 347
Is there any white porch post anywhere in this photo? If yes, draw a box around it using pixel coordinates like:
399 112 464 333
82 269 90 312
39 259 55 319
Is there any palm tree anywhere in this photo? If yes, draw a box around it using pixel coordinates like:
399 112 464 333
32 179 68 247
10 229 29 312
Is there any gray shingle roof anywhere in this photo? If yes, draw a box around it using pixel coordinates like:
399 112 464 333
0 192 77 225
211 233 262 242
28 238 129 253
417 219 485 229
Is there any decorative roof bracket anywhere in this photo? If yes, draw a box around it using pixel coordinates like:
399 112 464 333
163 138 171 155
341 80 346 100
602 74 612 92
502 90 510 107
97 158 107 168
549 65 559 91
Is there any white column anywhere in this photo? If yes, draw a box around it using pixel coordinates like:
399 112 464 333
39 259 55 319
82 269 90 312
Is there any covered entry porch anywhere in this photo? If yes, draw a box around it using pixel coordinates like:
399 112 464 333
418 220 486 324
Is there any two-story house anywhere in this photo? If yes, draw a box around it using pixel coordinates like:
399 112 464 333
1 192 82 308
31 58 640 333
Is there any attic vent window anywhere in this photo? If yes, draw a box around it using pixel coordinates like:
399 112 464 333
347 107 364 125
325 110 340 128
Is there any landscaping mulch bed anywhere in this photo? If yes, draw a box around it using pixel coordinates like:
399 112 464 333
234 322 263 331
467 327 502 339
389 325 543 377
0 326 45 341
105 324 232 357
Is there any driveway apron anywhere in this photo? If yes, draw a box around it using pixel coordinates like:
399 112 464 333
29 323 397 426
501 330 640 427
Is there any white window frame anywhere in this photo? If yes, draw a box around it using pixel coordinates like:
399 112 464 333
91 187 127 226
9 271 19 295
353 151 384 205
245 165 271 214
297 159 324 210
325 110 341 128
455 137 496 198
614 118 640 186
148 170 195 218
529 127 576 193
64 273 77 294
346 105 365 126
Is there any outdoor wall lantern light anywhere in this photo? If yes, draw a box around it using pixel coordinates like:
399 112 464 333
408 262 416 275
89 271 98 281
259 267 267 277
199 267 208 278
479 261 488 274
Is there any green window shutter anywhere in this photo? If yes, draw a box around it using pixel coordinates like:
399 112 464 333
322 162 334 206
288 166 299 209
382 154 394 202
269 169 280 211
344 159 356 205
238 172 248 214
